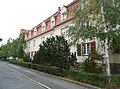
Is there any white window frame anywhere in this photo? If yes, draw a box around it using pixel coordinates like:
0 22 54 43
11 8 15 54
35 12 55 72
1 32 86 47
51 16 55 28
61 6 67 21
83 43 91 55
42 22 46 32
34 27 37 36
29 31 31 38
42 26 45 32
51 21 55 27
62 12 67 21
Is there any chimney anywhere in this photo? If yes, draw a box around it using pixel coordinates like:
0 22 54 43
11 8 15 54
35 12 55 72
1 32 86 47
58 7 61 11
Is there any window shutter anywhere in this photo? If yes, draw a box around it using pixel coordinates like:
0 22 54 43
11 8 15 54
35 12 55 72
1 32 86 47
91 41 96 53
77 44 81 56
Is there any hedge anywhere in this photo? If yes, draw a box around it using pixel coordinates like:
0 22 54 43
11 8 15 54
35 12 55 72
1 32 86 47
9 60 120 88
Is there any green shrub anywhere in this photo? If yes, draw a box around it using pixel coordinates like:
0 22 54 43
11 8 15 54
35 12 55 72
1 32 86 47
83 51 104 74
23 54 31 62
33 36 77 70
18 58 23 62
31 64 65 76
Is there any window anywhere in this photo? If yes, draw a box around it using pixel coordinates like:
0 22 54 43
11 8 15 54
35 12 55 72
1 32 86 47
25 34 27 40
31 52 33 57
51 20 55 28
42 26 45 32
28 52 30 56
42 22 46 32
62 12 67 20
61 6 67 21
34 27 37 36
29 31 31 38
33 40 36 47
83 43 91 55
77 41 96 56
51 16 55 28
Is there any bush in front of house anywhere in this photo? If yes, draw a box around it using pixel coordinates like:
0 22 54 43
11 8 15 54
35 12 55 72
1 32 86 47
18 58 23 62
33 36 77 70
83 51 104 74
23 54 31 62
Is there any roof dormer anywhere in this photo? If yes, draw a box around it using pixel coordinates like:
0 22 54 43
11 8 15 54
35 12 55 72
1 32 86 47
61 5 67 21
42 22 46 32
34 27 37 36
29 31 31 38
51 16 55 28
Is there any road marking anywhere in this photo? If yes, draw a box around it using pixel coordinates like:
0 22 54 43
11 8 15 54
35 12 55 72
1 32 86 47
8 65 51 89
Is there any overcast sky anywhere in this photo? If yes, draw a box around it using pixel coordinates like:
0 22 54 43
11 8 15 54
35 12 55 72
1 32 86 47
0 0 73 44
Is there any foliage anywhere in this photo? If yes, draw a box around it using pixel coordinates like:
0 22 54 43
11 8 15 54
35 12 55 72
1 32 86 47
83 51 104 74
33 36 77 70
23 54 31 62
68 0 120 53
17 45 24 58
110 35 120 54
0 33 26 59
17 33 26 58
18 58 23 62
0 43 10 59
8 39 19 58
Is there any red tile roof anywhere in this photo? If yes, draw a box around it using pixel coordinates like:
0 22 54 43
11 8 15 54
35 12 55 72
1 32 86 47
24 0 79 41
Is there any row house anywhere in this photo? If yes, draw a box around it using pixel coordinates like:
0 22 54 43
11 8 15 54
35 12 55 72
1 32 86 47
20 0 98 62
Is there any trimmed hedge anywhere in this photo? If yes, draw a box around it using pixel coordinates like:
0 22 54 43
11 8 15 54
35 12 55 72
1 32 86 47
9 60 120 88
9 60 31 68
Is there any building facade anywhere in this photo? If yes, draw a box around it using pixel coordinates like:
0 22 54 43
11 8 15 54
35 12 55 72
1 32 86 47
20 0 98 62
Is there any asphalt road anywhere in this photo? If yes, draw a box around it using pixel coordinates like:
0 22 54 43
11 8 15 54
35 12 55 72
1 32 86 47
0 61 89 89
0 61 45 89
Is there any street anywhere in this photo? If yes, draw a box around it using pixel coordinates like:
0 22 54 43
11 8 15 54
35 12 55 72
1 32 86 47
0 61 89 89
0 61 45 89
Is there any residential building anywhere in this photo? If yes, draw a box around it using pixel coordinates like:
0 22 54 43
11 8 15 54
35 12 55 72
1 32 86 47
20 0 120 73
20 0 98 62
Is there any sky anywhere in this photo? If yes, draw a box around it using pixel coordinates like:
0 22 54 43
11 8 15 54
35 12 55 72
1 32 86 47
0 0 73 45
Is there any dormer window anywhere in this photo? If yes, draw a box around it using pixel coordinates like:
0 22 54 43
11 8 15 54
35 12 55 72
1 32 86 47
25 34 27 40
51 21 54 27
61 5 67 21
34 27 37 36
42 26 45 32
29 31 31 38
62 12 67 20
42 22 46 32
51 16 55 28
